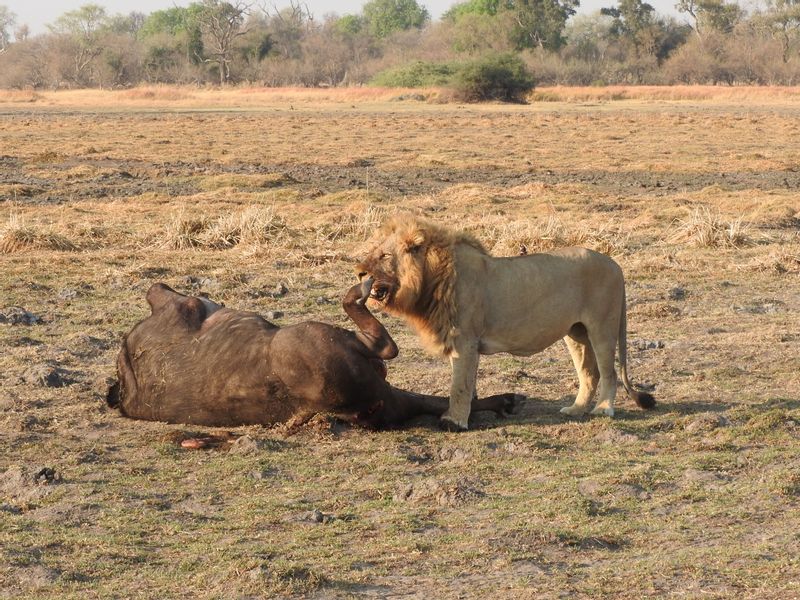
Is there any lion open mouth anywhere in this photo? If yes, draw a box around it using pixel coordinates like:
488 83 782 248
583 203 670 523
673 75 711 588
369 284 391 302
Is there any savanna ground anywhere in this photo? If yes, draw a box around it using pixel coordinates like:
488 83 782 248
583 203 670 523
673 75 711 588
1 85 799 599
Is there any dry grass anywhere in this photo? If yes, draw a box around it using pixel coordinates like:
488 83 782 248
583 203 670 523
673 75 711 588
0 214 77 253
0 89 42 103
668 207 751 248
479 215 627 257
156 206 287 250
529 85 800 103
6 84 800 112
1 94 799 600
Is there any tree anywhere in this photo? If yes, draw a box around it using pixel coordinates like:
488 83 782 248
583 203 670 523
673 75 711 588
0 5 17 53
602 0 659 55
758 0 800 62
48 4 109 84
362 0 429 38
195 0 251 85
507 0 579 50
444 0 577 52
676 0 743 36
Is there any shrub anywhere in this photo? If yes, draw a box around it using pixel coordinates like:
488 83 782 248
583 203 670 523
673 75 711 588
371 60 456 87
451 52 535 102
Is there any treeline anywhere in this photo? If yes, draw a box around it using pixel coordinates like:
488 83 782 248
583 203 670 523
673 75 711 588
1 0 800 90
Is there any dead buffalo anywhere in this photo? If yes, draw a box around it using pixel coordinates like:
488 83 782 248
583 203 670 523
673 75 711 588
107 281 514 428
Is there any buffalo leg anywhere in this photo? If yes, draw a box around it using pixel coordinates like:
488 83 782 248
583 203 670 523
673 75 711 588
379 387 517 425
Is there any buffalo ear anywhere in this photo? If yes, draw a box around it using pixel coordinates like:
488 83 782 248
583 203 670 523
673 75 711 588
178 297 207 330
146 282 183 315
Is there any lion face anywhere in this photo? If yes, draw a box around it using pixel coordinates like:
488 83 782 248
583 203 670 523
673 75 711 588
356 225 427 315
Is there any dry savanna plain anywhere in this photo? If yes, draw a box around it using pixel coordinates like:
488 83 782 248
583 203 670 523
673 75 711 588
0 86 799 599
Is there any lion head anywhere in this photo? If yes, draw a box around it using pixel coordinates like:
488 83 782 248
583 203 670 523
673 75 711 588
355 213 486 355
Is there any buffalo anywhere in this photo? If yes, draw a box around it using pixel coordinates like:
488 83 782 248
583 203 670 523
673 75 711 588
107 280 514 428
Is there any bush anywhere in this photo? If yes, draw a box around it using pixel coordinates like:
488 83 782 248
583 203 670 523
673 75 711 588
451 52 535 102
370 60 456 87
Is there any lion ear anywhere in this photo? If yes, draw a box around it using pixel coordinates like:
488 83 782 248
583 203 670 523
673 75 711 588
404 231 425 253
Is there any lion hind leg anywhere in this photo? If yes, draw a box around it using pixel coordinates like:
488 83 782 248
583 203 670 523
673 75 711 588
586 332 618 417
560 329 600 417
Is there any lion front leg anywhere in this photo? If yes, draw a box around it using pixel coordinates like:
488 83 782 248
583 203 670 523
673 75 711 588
441 343 480 431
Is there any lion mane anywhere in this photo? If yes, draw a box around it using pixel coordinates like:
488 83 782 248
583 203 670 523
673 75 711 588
369 214 486 356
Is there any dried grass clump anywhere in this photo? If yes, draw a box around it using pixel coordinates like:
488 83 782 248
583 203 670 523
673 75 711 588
159 207 287 250
746 244 800 275
669 207 750 248
161 213 209 250
0 215 77 253
481 216 625 257
314 204 388 242
202 206 287 249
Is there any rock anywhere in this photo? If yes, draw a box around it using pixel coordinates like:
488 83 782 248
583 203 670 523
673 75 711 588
273 282 289 297
394 477 484 506
630 339 665 351
438 446 470 463
56 288 79 302
684 413 730 434
315 296 333 305
298 508 336 524
1 465 60 505
249 468 277 481
681 468 728 488
668 287 687 301
21 364 72 388
228 435 261 455
733 300 783 314
1 307 40 326
248 565 270 582
593 428 640 445
265 311 284 320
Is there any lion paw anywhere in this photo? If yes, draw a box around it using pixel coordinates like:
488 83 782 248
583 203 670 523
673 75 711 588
590 405 615 417
439 416 468 432
560 405 588 417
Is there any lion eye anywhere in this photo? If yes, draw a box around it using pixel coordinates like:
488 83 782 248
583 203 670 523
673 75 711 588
380 253 392 261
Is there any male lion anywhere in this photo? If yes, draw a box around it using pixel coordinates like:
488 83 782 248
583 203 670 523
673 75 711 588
356 214 655 431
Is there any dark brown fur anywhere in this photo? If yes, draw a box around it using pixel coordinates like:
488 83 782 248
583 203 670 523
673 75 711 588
107 282 514 428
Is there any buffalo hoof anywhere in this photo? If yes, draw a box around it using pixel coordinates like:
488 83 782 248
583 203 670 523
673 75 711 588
439 416 468 432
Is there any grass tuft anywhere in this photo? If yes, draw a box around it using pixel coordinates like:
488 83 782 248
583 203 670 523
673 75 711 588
158 207 287 250
0 215 78 253
669 207 751 248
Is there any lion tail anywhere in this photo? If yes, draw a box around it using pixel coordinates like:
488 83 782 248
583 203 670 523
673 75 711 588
618 288 656 410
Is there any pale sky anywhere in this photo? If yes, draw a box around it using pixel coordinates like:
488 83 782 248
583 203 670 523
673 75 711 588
5 0 689 36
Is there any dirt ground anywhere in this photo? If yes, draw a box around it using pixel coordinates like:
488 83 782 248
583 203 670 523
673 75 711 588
0 87 799 599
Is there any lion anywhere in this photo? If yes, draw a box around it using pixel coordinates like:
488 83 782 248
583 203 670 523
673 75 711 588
355 214 655 431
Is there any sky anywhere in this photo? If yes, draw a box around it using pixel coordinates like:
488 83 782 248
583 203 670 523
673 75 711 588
4 0 689 36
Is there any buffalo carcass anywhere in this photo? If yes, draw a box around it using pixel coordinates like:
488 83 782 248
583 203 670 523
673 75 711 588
107 280 514 428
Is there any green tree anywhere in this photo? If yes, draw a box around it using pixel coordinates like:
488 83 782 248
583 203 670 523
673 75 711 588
362 0 429 38
759 0 800 62
507 0 579 50
445 0 577 51
676 0 743 36
48 4 109 83
443 0 502 21
0 5 15 52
